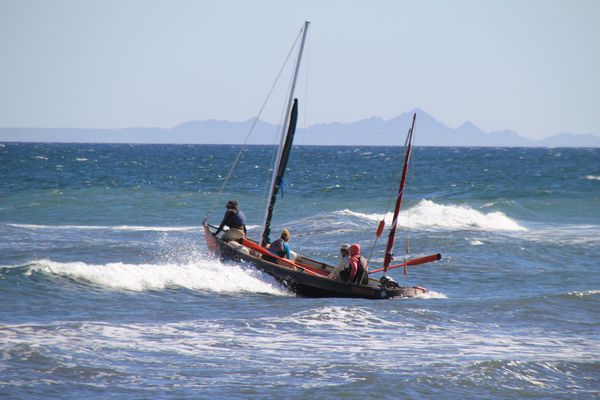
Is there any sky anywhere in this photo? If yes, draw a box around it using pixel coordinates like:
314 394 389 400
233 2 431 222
1 0 599 140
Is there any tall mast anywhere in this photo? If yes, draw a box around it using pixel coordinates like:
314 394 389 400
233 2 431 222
383 113 416 273
261 21 310 246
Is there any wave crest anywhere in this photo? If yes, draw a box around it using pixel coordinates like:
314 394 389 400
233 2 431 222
336 200 526 232
567 289 599 297
25 259 287 295
7 224 199 232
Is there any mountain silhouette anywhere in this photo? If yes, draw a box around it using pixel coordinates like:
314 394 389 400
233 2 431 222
1 109 599 147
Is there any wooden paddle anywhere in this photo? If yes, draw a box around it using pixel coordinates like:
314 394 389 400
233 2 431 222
368 253 441 274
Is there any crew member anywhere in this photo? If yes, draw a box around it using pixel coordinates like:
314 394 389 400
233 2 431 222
268 228 293 259
214 200 247 243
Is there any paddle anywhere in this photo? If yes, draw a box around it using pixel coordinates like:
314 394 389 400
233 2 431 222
368 253 441 274
241 239 329 277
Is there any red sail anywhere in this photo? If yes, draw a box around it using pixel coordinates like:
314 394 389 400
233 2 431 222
383 113 416 272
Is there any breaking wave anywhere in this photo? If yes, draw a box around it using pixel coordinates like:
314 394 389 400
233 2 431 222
336 199 526 232
567 289 599 297
413 290 447 299
7 223 200 232
21 259 288 296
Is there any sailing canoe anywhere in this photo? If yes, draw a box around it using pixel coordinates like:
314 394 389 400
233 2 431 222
204 223 427 299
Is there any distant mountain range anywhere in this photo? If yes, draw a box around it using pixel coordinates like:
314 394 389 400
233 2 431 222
1 108 599 147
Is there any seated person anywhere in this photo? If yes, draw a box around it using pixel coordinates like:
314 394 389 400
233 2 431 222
214 200 247 243
335 243 369 285
329 244 350 279
268 228 293 259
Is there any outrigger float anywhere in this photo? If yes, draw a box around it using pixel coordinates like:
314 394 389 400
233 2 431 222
203 21 441 299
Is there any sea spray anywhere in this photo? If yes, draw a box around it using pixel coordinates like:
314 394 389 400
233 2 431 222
27 259 288 295
7 223 200 232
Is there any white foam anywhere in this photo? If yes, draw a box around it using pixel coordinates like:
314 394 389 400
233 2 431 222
469 239 485 246
337 199 526 232
585 175 600 181
567 289 599 297
7 223 200 232
2 315 595 375
272 306 405 331
27 259 288 295
413 290 448 299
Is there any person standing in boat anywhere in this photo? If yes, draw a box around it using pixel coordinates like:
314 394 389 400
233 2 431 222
268 228 294 259
214 200 247 243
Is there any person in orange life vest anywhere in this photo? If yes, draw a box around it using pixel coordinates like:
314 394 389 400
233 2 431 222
338 243 368 284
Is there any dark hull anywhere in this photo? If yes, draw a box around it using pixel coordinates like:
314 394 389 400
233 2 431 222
204 224 426 299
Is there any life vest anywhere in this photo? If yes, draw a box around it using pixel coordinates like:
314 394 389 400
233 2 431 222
353 256 368 284
269 239 286 258
347 244 362 281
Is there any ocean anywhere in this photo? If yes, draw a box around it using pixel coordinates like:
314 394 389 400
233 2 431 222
1 142 598 399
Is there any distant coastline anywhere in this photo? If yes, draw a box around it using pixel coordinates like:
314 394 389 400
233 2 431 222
1 109 599 147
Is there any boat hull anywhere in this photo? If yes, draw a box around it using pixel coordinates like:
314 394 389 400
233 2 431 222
204 224 426 299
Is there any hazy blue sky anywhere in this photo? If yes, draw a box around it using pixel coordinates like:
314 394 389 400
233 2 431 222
1 0 599 139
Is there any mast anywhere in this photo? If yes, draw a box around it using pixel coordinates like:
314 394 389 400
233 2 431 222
383 113 417 273
261 21 310 246
262 99 299 245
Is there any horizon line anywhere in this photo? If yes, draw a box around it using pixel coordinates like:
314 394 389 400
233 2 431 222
1 140 599 149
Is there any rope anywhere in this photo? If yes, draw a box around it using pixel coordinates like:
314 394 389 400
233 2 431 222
205 27 304 222
258 24 308 233
301 33 311 145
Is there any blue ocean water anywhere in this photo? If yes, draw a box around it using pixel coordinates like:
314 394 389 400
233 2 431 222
1 142 599 399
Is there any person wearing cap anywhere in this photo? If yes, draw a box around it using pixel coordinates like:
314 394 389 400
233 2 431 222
330 243 369 284
214 200 247 243
329 244 350 279
268 228 293 259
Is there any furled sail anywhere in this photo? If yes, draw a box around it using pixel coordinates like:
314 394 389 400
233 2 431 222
261 98 298 245
383 113 416 272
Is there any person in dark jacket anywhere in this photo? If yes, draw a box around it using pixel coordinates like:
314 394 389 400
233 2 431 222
214 200 247 243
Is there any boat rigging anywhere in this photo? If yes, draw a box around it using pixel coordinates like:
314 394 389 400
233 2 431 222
203 21 441 299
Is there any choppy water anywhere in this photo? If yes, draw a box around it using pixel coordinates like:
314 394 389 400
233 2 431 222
1 143 599 399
